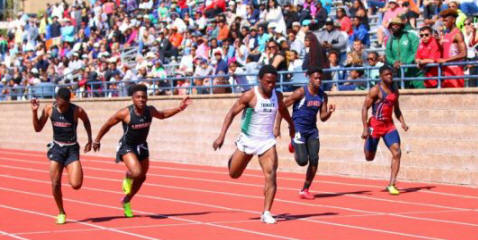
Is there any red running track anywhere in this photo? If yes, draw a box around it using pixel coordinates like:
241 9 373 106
0 148 477 240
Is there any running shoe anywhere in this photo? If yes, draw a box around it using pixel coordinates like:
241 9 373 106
260 211 276 224
56 213 66 224
387 185 400 195
122 177 133 195
299 189 315 200
123 202 134 218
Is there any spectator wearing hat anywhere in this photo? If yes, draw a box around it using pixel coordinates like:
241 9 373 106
214 50 228 74
416 25 441 88
437 9 466 88
316 18 348 55
385 17 421 88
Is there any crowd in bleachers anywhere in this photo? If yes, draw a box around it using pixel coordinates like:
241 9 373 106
1 0 478 100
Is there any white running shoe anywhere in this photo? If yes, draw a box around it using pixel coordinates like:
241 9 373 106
260 211 277 224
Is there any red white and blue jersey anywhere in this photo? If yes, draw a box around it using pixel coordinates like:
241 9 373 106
292 86 324 134
372 84 398 122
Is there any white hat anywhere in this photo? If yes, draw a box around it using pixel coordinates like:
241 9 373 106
268 22 277 30
31 68 39 74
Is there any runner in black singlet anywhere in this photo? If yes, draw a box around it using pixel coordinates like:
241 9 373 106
31 87 93 224
93 84 191 217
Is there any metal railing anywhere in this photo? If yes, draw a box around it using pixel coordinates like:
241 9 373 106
1 61 477 101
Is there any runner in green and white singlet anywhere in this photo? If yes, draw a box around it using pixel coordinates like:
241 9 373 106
213 65 295 224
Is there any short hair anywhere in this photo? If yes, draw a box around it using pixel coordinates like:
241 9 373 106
258 65 278 79
306 66 323 76
368 51 379 59
419 26 433 33
56 87 71 102
128 84 148 96
379 64 394 74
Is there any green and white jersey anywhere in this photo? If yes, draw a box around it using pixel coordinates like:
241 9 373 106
241 86 278 139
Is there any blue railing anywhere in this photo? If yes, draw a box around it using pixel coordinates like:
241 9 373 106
1 61 477 101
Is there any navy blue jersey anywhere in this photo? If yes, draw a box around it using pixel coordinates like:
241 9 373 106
121 105 152 145
292 86 325 133
50 103 78 143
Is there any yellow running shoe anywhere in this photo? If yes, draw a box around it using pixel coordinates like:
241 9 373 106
122 177 133 195
387 185 400 195
56 213 66 224
123 202 134 218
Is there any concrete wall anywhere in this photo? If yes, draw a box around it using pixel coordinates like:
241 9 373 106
0 88 477 186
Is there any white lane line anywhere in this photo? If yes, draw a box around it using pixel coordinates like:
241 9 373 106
0 157 472 213
1 149 476 200
0 204 160 240
0 172 452 240
14 219 259 236
0 184 298 240
3 164 478 230
0 230 30 240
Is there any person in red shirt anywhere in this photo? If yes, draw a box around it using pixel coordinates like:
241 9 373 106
217 20 230 42
336 8 353 35
169 26 184 48
416 26 441 88
437 9 466 88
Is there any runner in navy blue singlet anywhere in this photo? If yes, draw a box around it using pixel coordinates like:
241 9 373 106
93 84 191 217
31 87 93 224
275 66 335 200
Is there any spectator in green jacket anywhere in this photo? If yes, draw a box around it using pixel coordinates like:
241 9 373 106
385 17 424 88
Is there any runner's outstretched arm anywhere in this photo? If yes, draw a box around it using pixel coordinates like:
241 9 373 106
31 99 50 132
93 108 128 151
274 88 304 137
151 96 191 119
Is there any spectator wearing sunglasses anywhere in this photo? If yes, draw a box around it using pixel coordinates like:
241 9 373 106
416 26 441 88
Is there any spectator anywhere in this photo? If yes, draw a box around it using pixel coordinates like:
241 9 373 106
228 60 250 92
302 32 331 83
448 1 467 31
214 50 228 74
265 0 287 36
365 51 384 85
350 15 370 47
328 50 346 91
288 30 306 59
336 8 353 36
316 18 348 55
463 18 478 87
437 9 466 88
385 17 420 88
416 26 441 88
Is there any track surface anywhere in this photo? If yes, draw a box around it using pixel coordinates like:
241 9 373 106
0 148 477 240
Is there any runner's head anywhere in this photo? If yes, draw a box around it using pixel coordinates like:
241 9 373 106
306 66 323 89
258 65 278 95
55 87 71 106
379 65 394 85
129 84 148 109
